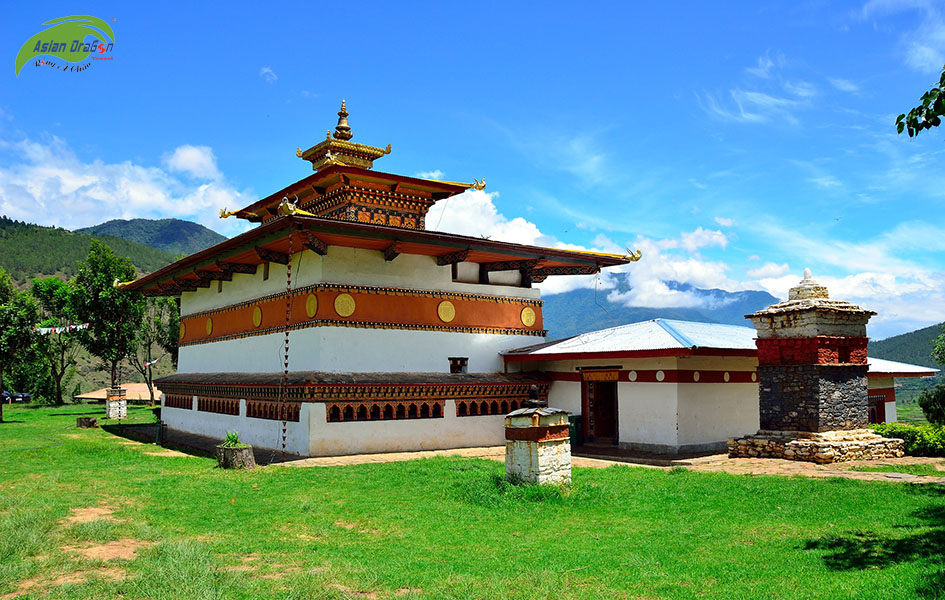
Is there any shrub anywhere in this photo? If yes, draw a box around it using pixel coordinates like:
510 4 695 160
220 430 247 448
871 422 945 457
917 384 945 425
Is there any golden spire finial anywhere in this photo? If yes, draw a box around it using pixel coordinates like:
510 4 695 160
333 99 353 141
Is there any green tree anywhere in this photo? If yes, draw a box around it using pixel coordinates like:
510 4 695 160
70 241 145 389
917 384 945 425
31 277 80 405
129 297 177 405
896 66 945 137
0 267 39 421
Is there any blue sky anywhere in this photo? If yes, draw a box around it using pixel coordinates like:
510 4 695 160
1 1 944 339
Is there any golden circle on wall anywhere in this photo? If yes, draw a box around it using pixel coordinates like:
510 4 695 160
656 370 665 382
179 322 186 340
305 294 318 318
628 370 638 382
252 306 262 328
751 372 757 382
334 293 356 317
724 372 731 383
205 317 213 336
437 300 456 323
520 306 537 327
693 371 700 382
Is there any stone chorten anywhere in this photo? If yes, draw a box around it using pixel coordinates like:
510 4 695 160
729 270 903 463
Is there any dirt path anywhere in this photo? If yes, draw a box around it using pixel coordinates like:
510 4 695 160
276 446 945 484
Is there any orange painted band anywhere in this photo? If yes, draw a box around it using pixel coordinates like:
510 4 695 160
180 284 544 346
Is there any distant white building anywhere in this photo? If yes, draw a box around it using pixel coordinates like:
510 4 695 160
503 319 937 453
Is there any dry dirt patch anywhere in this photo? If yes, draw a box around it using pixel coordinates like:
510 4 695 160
223 553 260 572
335 521 381 535
1 567 126 599
144 448 188 457
61 538 153 561
326 584 421 598
63 506 118 524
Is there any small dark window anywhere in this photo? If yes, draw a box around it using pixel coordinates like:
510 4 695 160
263 262 270 281
449 357 469 374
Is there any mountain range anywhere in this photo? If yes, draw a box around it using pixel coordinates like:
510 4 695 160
75 218 226 256
540 281 779 339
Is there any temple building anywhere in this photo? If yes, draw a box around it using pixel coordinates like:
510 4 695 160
122 102 635 456
122 104 935 458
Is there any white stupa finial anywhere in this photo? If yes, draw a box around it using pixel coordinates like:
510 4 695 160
803 267 813 280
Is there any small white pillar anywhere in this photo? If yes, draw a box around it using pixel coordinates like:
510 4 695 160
106 388 127 419
505 407 571 485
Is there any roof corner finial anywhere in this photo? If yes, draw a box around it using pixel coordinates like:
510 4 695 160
333 99 353 141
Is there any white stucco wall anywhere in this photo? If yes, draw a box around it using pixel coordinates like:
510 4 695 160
161 396 507 457
676 383 758 450
160 396 310 456
885 401 897 422
178 327 532 373
616 381 679 450
547 381 581 415
307 400 505 456
181 246 540 318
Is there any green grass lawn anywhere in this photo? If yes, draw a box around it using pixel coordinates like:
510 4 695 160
1 406 944 599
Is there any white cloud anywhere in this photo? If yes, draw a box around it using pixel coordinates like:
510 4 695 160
828 78 860 93
414 169 444 180
259 66 278 83
784 80 817 98
701 89 802 125
300 90 318 98
714 216 736 227
0 134 251 236
163 145 221 180
425 189 553 247
807 175 842 188
861 0 945 73
679 227 728 251
746 262 790 278
746 52 781 78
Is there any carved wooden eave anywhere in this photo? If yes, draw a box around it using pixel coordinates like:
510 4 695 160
121 215 632 297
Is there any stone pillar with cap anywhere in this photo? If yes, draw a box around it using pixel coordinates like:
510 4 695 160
505 407 572 485
729 269 904 463
106 387 127 420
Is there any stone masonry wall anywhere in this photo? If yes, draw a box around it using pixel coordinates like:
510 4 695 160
758 365 868 432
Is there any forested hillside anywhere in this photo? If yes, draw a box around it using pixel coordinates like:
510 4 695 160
0 216 175 285
76 218 226 256
869 322 943 369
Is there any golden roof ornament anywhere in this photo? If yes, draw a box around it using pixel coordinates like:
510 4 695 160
333 99 353 141
297 99 392 172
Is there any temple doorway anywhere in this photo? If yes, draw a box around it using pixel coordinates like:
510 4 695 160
582 371 619 444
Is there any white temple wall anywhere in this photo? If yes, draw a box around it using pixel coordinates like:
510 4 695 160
616 382 679 450
547 381 581 414
675 383 759 451
160 396 310 456
307 401 505 456
180 247 539 318
179 327 533 373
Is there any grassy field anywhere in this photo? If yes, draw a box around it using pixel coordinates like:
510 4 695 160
1 406 944 600
896 401 931 425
